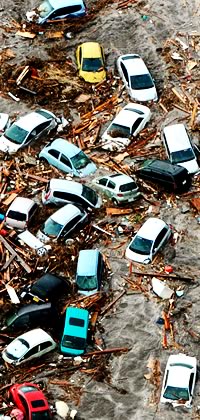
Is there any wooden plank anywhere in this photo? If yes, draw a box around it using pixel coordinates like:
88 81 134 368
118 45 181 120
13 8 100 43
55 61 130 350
2 193 18 206
0 235 31 273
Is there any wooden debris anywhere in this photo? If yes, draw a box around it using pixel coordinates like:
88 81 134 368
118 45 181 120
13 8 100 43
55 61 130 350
101 290 126 317
16 31 36 39
0 235 32 273
106 208 133 216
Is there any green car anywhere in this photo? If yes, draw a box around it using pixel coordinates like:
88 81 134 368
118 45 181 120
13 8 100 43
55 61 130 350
60 307 89 356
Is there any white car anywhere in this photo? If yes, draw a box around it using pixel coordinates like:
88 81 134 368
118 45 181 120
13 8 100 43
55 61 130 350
5 197 38 230
126 217 171 264
2 328 56 365
101 103 151 151
0 109 58 154
37 203 88 243
160 353 197 408
92 173 140 205
117 54 158 102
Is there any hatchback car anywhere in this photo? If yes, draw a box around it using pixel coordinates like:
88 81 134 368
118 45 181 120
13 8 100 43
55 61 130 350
5 197 38 230
101 103 151 151
162 124 199 174
0 109 58 154
21 273 70 303
26 0 86 24
160 353 197 408
2 328 56 365
76 42 106 83
0 113 10 133
137 159 191 192
39 138 96 177
76 249 104 295
2 303 57 331
117 54 157 102
42 178 101 209
37 203 88 243
60 307 89 356
126 217 171 264
93 173 140 205
10 383 52 419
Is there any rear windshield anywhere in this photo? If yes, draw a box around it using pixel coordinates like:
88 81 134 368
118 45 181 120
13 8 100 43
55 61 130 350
77 275 97 290
69 317 85 327
119 182 137 192
130 74 154 90
35 109 52 119
82 58 103 72
7 210 26 221
82 185 98 205
171 148 195 164
62 335 86 350
31 400 46 408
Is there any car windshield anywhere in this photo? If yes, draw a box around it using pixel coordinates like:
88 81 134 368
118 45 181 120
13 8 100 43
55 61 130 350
130 74 154 90
7 210 26 221
129 236 153 255
6 338 29 360
107 123 131 138
82 185 98 205
62 335 86 350
77 275 97 290
82 58 103 72
38 0 53 18
41 218 63 237
171 148 195 164
163 386 189 401
119 182 137 192
32 411 51 420
71 151 90 170
20 385 37 393
4 124 28 144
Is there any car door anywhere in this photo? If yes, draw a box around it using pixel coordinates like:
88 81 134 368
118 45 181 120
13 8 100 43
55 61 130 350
152 227 169 255
58 153 74 175
106 180 116 198
46 149 60 169
96 177 108 193
131 117 145 136
39 340 54 356
18 394 30 418
120 62 129 88
34 120 52 140
76 45 82 69
20 345 40 363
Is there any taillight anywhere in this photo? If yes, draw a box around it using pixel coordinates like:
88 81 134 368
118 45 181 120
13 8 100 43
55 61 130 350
117 193 123 197
45 189 51 200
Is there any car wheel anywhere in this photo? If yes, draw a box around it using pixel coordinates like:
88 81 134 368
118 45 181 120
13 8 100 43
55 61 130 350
112 198 118 206
40 157 48 164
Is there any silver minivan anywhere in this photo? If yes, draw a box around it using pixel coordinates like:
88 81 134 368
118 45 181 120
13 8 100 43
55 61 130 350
42 178 101 209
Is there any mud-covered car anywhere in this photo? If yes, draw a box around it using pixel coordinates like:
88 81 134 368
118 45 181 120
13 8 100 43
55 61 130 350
26 0 86 24
0 109 58 154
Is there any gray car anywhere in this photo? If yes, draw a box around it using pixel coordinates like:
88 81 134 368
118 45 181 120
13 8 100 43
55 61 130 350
92 173 140 205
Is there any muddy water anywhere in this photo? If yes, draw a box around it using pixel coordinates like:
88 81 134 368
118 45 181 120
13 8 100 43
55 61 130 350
1 0 200 419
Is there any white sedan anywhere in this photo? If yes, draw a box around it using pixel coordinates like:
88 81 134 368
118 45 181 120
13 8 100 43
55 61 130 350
101 103 151 151
126 217 171 264
117 54 158 102
2 328 56 365
0 109 58 154
160 353 197 408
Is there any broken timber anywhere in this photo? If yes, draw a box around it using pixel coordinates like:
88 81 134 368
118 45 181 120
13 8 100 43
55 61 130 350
0 235 31 273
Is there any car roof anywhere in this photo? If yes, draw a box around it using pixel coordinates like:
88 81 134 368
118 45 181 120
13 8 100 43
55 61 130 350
16 328 53 346
77 249 100 276
120 54 149 76
10 303 52 318
8 197 35 212
81 42 102 58
103 173 135 186
64 306 89 337
166 354 196 388
112 108 139 128
137 217 167 240
14 110 50 132
47 138 80 157
49 178 83 194
49 0 84 9
142 159 185 174
50 203 82 224
163 124 190 152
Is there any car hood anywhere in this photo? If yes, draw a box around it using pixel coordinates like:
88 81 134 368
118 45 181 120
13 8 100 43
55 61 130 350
125 246 151 264
0 136 20 153
77 162 97 177
130 86 158 102
80 69 106 83
177 159 199 174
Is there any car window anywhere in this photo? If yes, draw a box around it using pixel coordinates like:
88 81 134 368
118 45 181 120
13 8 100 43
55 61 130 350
60 154 72 168
154 227 168 249
48 149 60 159
120 62 128 83
7 210 26 221
18 395 29 418
35 121 50 134
61 215 81 236
28 203 37 219
40 341 52 351
131 117 144 134
24 345 39 359
98 178 108 186
64 5 82 13
100 47 105 64
189 373 194 394
107 181 115 189
25 130 36 144
79 46 82 63
14 314 29 327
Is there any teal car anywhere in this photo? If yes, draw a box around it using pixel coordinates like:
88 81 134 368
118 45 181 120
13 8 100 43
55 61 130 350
60 307 89 356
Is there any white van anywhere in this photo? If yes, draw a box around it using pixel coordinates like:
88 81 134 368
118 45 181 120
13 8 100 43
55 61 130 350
163 124 199 174
42 178 101 209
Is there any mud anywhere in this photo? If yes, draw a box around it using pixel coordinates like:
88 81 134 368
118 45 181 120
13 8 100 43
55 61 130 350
0 0 200 419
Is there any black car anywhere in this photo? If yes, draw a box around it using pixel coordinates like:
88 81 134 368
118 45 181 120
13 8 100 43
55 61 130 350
2 303 57 331
21 273 70 303
137 159 191 192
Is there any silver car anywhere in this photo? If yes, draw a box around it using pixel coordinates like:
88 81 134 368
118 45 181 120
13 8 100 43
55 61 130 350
92 173 140 205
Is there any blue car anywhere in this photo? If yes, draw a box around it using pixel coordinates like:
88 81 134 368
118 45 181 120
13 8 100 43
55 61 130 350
39 138 96 177
60 307 89 356
27 0 86 24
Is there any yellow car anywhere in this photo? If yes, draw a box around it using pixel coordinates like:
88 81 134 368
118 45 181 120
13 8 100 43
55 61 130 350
76 42 106 83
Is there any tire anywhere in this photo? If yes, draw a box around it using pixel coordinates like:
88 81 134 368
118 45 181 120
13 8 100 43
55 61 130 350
40 157 48 164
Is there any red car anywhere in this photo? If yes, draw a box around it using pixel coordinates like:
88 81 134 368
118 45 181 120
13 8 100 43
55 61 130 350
9 383 52 419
